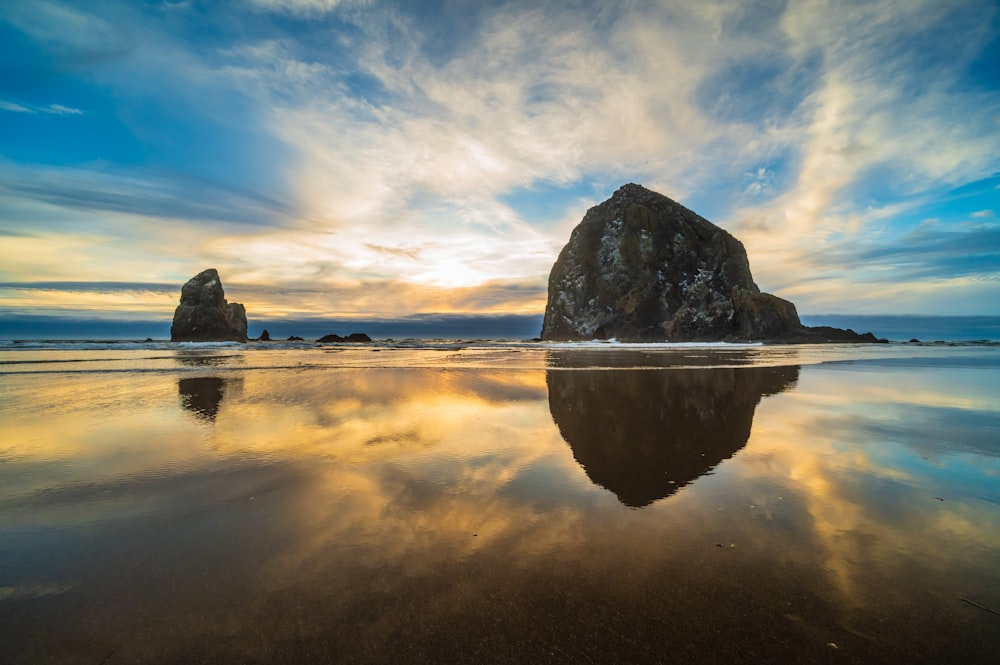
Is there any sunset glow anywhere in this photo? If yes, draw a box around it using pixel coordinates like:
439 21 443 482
2 1 998 335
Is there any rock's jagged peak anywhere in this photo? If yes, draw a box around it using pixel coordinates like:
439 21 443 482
180 268 226 305
588 182 721 236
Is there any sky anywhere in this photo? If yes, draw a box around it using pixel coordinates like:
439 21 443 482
1 0 999 337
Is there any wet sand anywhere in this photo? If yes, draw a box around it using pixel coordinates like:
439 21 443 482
1 344 999 663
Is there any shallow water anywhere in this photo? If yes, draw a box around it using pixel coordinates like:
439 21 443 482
1 343 999 663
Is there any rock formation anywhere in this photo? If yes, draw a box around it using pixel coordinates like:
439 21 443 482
541 184 883 343
170 269 248 342
316 332 372 343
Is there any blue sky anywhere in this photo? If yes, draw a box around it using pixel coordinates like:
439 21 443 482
1 0 999 332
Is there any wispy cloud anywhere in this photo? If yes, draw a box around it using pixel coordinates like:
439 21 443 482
248 0 354 16
0 100 84 115
1 0 998 320
0 100 34 113
44 103 84 115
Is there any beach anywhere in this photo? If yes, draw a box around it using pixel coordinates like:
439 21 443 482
2 341 999 663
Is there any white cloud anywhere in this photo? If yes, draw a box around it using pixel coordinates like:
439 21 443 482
726 0 1000 302
4 0 999 317
972 210 994 218
248 0 363 15
0 100 34 113
44 104 84 115
0 100 84 115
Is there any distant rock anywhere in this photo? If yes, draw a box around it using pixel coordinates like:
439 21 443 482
316 332 372 343
258 329 271 341
170 269 248 342
287 335 305 341
542 184 884 343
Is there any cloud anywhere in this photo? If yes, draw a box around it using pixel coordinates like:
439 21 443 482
0 162 293 228
813 224 1000 281
972 210 994 218
725 0 1000 296
1 0 999 320
2 0 134 64
0 281 175 293
248 0 352 15
0 100 34 113
43 104 84 115
0 100 83 115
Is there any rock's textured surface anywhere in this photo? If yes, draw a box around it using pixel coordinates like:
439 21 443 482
170 269 248 342
542 184 881 343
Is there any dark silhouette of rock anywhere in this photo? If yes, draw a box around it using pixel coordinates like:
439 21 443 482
170 269 248 342
547 356 800 507
317 332 372 343
287 335 304 341
542 184 883 343
258 329 271 341
178 377 226 421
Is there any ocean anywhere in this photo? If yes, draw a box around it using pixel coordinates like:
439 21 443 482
2 314 999 343
2 341 999 663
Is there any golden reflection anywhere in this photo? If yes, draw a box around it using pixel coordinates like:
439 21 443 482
735 369 1000 609
2 351 1000 664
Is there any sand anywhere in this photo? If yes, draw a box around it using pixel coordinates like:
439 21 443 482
1 343 999 663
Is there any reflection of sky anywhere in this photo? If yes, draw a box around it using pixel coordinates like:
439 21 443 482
1 348 999 661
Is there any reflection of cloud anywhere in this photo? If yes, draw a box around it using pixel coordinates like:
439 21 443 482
3 353 1000 661
737 362 1000 605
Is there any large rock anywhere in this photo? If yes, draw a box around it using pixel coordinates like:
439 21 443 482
542 184 881 343
170 269 248 342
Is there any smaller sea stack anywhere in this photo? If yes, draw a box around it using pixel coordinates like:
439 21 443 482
170 268 248 342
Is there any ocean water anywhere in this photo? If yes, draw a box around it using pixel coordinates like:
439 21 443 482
1 341 999 663
2 314 998 343
800 314 1000 342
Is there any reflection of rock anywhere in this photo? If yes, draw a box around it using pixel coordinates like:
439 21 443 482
178 377 226 421
170 269 248 342
547 363 799 507
175 352 239 367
